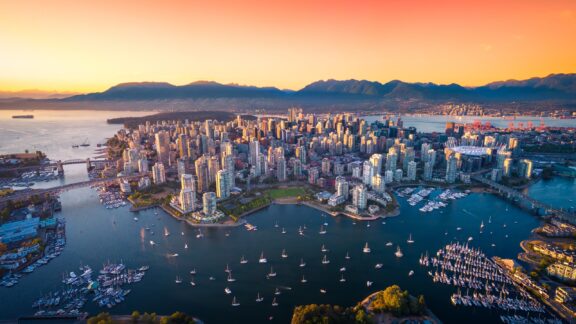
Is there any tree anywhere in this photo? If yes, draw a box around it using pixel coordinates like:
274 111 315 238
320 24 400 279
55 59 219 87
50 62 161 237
131 310 141 322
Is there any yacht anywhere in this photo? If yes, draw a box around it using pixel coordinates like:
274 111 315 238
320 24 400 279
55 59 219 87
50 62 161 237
281 249 288 258
209 276 216 281
299 258 306 268
281 227 286 234
240 256 248 264
320 289 327 294
319 225 327 235
190 279 196 286
301 275 307 283
322 255 330 265
345 252 350 259
227 272 236 282
340 267 346 272
298 226 304 236
366 222 371 228
256 293 264 302
385 242 393 247
339 274 346 282
408 270 414 276
271 298 278 307
395 246 403 258
231 296 240 307
133 217 138 221
181 231 184 236
164 228 170 237
321 244 328 253
407 234 414 244
375 263 383 269
363 242 371 253
184 243 188 249
456 227 462 231
268 266 277 277
175 276 182 284
224 287 232 294
168 253 179 257
259 252 267 263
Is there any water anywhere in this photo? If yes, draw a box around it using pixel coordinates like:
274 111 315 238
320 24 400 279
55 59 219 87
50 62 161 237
0 110 572 323
362 115 575 133
525 177 576 211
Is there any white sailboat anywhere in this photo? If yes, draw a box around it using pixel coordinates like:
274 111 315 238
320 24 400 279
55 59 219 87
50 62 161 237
408 270 414 276
225 287 232 294
175 276 182 284
407 233 414 244
281 249 288 258
281 227 286 234
395 246 403 258
275 288 281 295
190 268 196 275
301 275 307 283
196 229 204 239
319 225 327 235
164 227 170 237
184 243 188 249
190 278 196 286
225 264 231 273
375 263 383 269
231 296 240 307
345 252 350 259
272 297 278 307
385 242 393 247
299 258 306 268
339 274 346 282
322 254 330 264
480 221 485 229
488 216 492 223
227 272 236 282
240 255 248 264
366 281 373 287
149 240 156 246
256 293 264 302
268 266 277 277
363 242 371 253
321 244 328 252
274 220 279 228
259 252 267 263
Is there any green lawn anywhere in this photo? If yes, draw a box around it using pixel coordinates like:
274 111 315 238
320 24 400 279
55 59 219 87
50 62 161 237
267 187 306 199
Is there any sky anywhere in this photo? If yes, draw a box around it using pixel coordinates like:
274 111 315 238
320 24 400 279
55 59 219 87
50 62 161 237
0 0 575 93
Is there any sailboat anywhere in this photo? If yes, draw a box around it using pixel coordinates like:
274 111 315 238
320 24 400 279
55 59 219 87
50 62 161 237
184 243 188 249
281 249 288 258
274 220 279 228
299 258 306 267
175 276 182 284
281 227 286 234
224 287 232 294
190 278 196 286
196 229 204 239
149 240 156 246
321 244 328 253
268 266 277 277
395 246 403 258
488 216 492 223
164 227 170 237
225 264 231 273
345 252 350 260
190 268 196 275
240 255 248 264
366 222 371 228
231 296 240 307
480 221 485 229
366 281 373 287
271 297 278 307
301 275 307 283
227 272 236 282
407 234 414 244
340 267 346 272
408 270 414 276
319 225 327 235
181 231 184 236
256 293 264 302
363 242 371 253
274 288 281 295
339 274 346 282
259 252 267 263
322 254 330 264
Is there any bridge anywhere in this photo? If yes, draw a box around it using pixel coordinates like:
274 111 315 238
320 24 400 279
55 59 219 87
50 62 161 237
0 158 114 173
471 173 575 224
0 174 147 204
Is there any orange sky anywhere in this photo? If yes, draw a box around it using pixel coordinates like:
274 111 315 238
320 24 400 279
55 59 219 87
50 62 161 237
0 0 575 92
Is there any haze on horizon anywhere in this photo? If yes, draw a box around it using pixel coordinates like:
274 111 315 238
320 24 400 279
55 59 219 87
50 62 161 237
0 0 575 94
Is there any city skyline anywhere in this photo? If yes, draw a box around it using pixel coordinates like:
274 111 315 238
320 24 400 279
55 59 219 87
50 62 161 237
1 0 575 93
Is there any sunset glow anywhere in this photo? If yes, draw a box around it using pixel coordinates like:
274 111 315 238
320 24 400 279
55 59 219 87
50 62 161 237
1 0 575 92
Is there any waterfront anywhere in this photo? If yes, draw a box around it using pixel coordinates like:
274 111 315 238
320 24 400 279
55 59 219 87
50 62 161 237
526 177 576 211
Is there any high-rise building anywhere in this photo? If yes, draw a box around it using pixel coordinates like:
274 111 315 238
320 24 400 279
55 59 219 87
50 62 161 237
385 149 397 172
295 146 306 164
352 184 367 210
321 158 331 175
423 161 433 180
335 176 349 199
223 155 235 188
446 155 457 183
385 170 394 183
181 173 195 190
202 192 217 216
401 147 415 172
503 158 513 177
292 158 302 177
394 169 403 182
371 174 385 193
194 156 210 192
179 188 196 213
308 167 319 185
177 158 186 179
249 139 261 176
407 161 417 181
519 159 533 179
152 162 166 184
155 131 170 166
216 169 231 199
178 134 189 158
276 156 287 181
208 155 220 184
138 158 149 174
362 161 374 185
369 153 384 175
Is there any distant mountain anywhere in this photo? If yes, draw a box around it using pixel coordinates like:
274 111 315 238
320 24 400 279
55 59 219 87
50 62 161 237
0 89 79 99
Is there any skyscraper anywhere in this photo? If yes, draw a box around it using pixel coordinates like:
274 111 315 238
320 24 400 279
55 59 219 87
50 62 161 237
369 153 384 175
352 184 367 210
385 149 397 172
335 176 349 199
446 155 457 183
371 174 385 193
249 139 261 176
407 161 417 181
152 162 166 184
155 131 170 166
202 192 217 216
276 156 287 181
194 156 210 192
362 161 374 185
216 169 231 199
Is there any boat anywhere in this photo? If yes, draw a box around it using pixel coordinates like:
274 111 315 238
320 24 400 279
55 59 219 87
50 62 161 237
281 249 288 258
375 263 383 269
395 246 403 258
345 252 350 259
319 225 327 235
209 276 215 281
168 253 179 257
408 270 414 276
133 217 138 221
164 228 170 237
190 268 196 275
259 252 267 263
184 243 188 249
175 276 182 284
271 298 278 307
366 222 371 228
298 226 304 236
225 264 231 273
149 240 156 246
407 234 414 244
340 267 346 272
274 288 281 295
240 256 248 264
480 221 485 229
321 255 330 265
181 231 184 236
190 279 196 286
339 274 346 282
366 281 373 287
320 289 327 294
456 227 462 231
224 287 232 294
256 293 264 302
301 275 307 283
385 242 393 247
281 227 286 234
227 272 236 282
268 266 276 277
488 216 492 223
299 258 306 268
231 296 240 307
274 220 279 228
363 242 371 253
321 244 328 253
467 236 473 241
196 229 204 239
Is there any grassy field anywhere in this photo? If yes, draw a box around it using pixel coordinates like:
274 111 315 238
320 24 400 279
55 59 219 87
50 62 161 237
267 187 306 199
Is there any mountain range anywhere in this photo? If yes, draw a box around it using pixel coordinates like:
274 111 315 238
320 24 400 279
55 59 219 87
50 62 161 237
62 73 575 102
